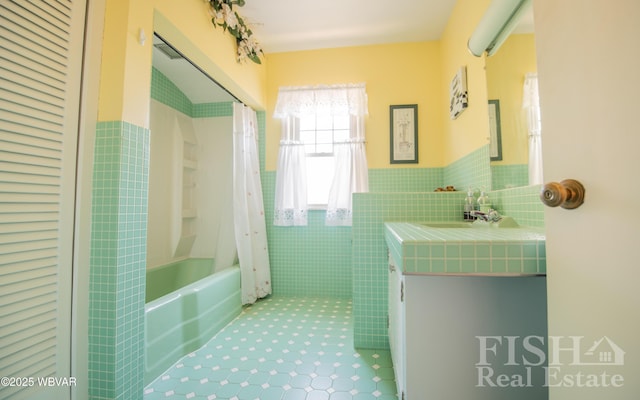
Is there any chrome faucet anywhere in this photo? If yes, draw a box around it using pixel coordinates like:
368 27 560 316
471 209 502 222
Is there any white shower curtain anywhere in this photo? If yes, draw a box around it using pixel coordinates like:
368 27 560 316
232 103 271 304
523 73 543 185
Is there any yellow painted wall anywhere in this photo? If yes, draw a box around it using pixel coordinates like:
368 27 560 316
97 0 495 170
98 0 153 126
439 0 492 165
265 42 444 171
262 0 494 171
152 0 266 110
486 33 537 165
97 0 267 127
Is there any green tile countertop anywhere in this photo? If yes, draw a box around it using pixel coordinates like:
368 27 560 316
385 222 546 276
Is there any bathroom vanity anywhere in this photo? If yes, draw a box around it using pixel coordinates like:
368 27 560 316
385 222 548 400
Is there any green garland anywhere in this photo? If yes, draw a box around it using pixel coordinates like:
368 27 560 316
208 0 263 64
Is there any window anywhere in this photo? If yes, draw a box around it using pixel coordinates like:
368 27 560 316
273 83 368 226
299 114 351 206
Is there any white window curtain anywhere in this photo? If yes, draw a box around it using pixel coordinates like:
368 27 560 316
273 116 308 226
523 73 543 185
273 83 369 119
273 83 369 226
232 103 272 304
325 115 369 226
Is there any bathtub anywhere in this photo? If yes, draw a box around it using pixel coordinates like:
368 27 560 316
144 259 242 384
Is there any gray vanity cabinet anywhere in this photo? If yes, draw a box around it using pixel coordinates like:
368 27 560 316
387 252 548 400
387 254 405 398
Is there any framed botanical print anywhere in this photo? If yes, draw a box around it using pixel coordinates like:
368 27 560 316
390 104 418 164
488 99 503 161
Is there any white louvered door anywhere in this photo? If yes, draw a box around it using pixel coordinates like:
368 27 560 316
0 1 86 399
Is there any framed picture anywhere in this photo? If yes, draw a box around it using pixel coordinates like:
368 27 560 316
488 99 503 161
449 66 468 119
390 104 418 164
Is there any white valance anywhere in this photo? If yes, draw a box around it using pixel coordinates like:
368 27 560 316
273 83 368 118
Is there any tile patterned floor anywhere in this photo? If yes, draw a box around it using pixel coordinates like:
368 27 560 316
144 297 398 400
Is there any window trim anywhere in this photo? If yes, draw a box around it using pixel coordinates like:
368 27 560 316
298 114 352 207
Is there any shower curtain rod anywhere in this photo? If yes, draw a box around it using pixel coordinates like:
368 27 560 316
154 33 244 105
193 63 244 105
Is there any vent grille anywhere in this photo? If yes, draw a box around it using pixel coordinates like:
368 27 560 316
154 43 183 60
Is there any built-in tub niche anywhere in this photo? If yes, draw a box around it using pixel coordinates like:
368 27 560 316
176 113 198 257
147 34 237 270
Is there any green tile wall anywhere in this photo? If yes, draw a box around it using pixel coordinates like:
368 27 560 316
351 192 465 348
150 67 192 116
193 101 234 117
369 168 443 192
492 164 529 190
368 146 490 194
444 145 491 191
489 184 545 228
257 111 266 173
151 67 234 118
265 207 353 298
261 167 352 298
89 121 149 399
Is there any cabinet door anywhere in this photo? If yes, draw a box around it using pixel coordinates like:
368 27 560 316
388 255 405 398
0 1 87 398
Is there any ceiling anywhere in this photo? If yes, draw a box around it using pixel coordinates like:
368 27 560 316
152 0 458 104
240 0 458 53
152 0 534 104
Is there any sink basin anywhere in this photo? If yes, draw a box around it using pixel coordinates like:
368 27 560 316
420 222 473 228
420 217 519 229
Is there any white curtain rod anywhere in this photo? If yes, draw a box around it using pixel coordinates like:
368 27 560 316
277 83 366 92
468 0 531 57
